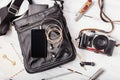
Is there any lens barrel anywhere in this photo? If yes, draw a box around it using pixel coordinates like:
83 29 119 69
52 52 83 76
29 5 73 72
93 35 108 50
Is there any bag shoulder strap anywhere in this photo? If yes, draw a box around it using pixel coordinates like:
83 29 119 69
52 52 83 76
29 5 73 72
54 0 64 9
0 0 64 26
0 0 33 35
3 0 32 21
0 0 32 34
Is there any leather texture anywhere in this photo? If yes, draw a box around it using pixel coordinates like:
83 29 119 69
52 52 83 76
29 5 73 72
14 4 76 73
0 7 10 35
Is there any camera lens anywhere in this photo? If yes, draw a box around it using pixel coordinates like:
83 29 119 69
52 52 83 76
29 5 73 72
93 35 108 50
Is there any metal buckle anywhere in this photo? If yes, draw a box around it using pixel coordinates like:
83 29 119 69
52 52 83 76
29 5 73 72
8 5 18 15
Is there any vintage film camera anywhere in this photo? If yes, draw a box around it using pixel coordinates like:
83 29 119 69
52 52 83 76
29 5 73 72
77 30 116 56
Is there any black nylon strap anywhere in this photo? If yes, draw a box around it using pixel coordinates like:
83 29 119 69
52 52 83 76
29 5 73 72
0 0 33 35
54 0 64 9
2 0 33 22
8 0 32 17
28 0 33 4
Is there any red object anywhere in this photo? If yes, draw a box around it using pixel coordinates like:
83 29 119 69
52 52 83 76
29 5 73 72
76 0 92 21
80 0 92 13
86 48 104 53
88 0 92 2
83 5 89 11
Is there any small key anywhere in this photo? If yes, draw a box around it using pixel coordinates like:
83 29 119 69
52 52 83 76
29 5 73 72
2 54 16 66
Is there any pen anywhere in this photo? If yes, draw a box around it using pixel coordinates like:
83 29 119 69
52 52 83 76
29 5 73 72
89 68 104 80
76 0 92 21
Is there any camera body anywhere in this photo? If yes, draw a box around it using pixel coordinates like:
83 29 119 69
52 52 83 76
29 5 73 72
78 31 116 56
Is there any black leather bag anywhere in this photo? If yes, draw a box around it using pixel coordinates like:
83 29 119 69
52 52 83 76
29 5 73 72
13 1 76 73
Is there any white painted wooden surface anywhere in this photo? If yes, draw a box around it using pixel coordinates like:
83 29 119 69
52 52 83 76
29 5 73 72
0 0 120 80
